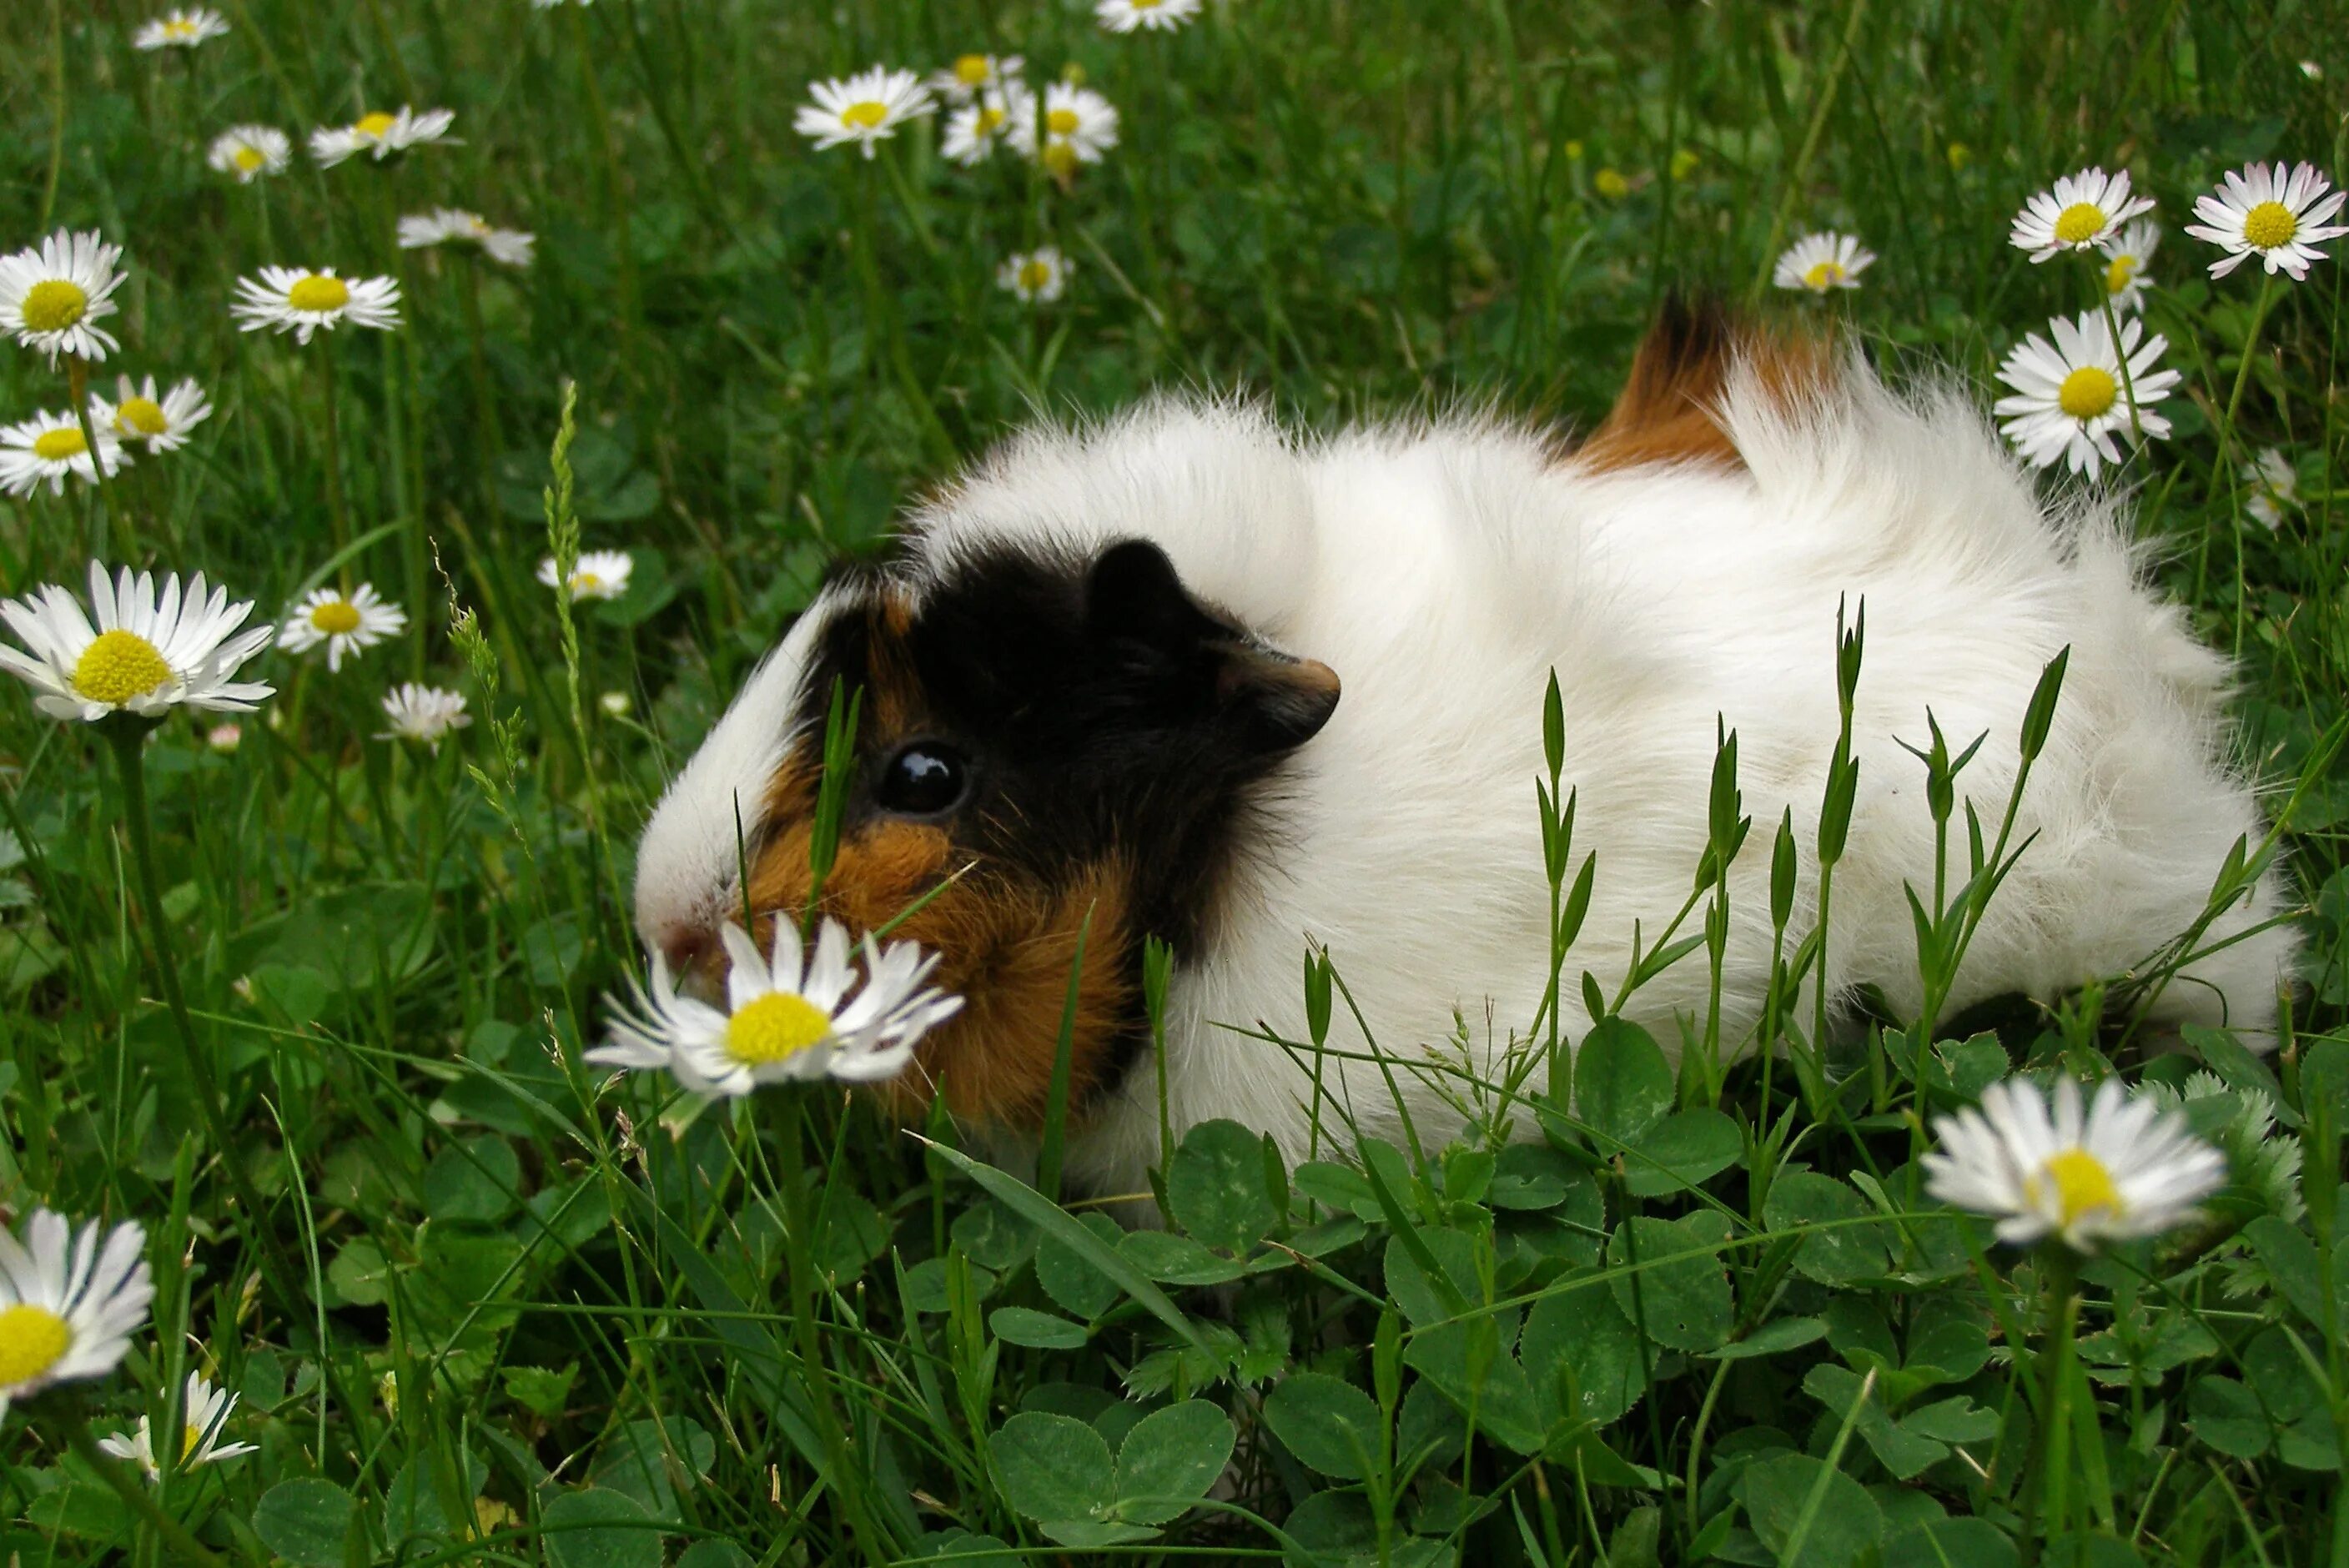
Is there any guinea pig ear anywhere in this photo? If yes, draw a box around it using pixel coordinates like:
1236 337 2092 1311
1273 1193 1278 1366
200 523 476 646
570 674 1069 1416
1085 540 1341 756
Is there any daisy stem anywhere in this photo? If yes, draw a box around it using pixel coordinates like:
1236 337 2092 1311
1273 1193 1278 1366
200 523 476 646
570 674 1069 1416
2195 272 2279 610
2018 1246 2083 1565
38 0 63 229
57 1403 229 1568
2094 284 2144 445
316 339 352 589
64 359 129 563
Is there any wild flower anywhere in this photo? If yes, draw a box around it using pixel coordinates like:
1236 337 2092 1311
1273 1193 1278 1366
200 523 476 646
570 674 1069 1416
230 268 402 343
279 585 406 673
1772 231 1875 294
2096 219 2160 311
378 684 471 748
1097 0 1202 33
1992 309 2178 479
132 8 229 49
90 375 211 452
397 209 536 268
2009 167 2155 261
207 125 292 183
998 247 1071 304
2186 161 2348 280
794 68 935 158
0 1211 153 1419
0 410 128 496
0 230 125 364
98 1369 257 1480
309 107 457 167
538 550 633 601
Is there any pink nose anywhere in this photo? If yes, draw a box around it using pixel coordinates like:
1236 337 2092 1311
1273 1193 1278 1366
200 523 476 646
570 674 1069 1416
660 927 717 977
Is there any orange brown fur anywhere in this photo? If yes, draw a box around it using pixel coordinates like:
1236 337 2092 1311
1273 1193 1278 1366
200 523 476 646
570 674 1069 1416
1580 300 1833 473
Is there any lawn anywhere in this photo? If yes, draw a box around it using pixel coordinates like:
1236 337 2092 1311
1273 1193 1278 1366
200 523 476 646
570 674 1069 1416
2 1 2346 1564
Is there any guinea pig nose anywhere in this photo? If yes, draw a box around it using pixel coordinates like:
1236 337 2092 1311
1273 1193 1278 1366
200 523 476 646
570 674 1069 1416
661 927 717 978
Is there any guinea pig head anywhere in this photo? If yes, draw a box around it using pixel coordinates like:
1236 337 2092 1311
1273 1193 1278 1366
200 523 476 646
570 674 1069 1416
631 536 1340 1132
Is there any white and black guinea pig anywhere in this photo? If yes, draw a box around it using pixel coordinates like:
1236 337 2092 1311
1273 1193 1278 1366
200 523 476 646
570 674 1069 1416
632 304 2296 1198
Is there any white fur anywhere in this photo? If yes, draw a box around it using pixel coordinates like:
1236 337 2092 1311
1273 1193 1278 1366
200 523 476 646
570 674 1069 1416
637 360 2296 1198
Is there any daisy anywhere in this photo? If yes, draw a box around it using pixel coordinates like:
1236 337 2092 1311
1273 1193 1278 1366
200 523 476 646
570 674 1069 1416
1992 309 2180 480
0 229 126 364
794 68 935 158
2095 219 2160 312
279 584 405 673
2244 448 2298 529
942 92 1017 166
929 53 1022 104
206 125 292 183
99 1369 257 1481
598 690 631 718
396 209 536 268
230 267 401 344
998 247 1070 304
1772 231 1875 294
308 106 457 168
89 375 212 453
1097 0 1200 33
206 721 242 752
0 410 128 497
132 7 229 49
1924 1076 2225 1252
2185 161 2349 280
537 549 633 601
589 918 963 1098
2009 167 2155 262
378 684 470 749
0 564 272 721
0 1212 151 1420
1009 83 1119 178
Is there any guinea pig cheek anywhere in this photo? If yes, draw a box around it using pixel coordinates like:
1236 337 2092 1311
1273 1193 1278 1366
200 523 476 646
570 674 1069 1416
742 818 957 948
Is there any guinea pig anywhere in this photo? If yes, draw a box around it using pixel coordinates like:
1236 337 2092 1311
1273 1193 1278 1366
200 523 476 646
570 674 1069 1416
631 304 2296 1198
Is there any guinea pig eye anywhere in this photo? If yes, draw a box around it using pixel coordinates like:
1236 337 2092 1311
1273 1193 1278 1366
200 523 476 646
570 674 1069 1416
874 741 970 817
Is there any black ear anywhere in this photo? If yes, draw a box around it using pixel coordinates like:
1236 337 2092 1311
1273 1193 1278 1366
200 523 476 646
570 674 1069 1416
1084 540 1340 756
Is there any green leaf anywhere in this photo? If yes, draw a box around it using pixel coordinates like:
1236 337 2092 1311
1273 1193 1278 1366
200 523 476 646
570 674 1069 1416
1703 1315 1827 1360
1168 1118 1280 1251
1522 1279 1647 1426
2187 1375 2273 1459
1112 1400 1235 1525
989 1411 1119 1520
1607 1216 1733 1352
1573 1018 1676 1148
675 1545 757 1568
1803 1364 1945 1480
326 1238 391 1308
503 1364 579 1420
591 1419 716 1523
253 1479 356 1568
542 1486 663 1568
423 1134 523 1224
1763 1172 1894 1285
1120 1229 1246 1285
990 1305 1090 1349
1037 1210 1125 1319
1263 1373 1385 1480
1882 1518 2020 1568
1738 1454 1884 1568
1294 1159 1383 1221
1487 1143 1586 1210
1622 1108 1743 1197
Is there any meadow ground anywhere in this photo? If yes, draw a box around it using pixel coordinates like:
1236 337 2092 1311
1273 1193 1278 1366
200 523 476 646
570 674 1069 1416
2 1 2348 1564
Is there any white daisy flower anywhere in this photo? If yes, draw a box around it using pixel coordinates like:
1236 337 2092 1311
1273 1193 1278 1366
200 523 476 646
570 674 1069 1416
2184 161 2349 280
598 690 631 718
378 683 470 749
1771 231 1875 294
1992 309 2180 479
2009 167 2155 262
530 0 593 7
589 918 963 1098
2244 447 2298 529
793 68 935 158
132 8 229 48
1009 83 1120 178
1924 1076 2225 1252
206 721 241 752
230 267 402 344
396 209 535 268
278 584 405 674
308 106 458 168
0 410 129 497
89 376 212 453
0 1211 153 1419
1097 0 1201 32
536 550 634 601
207 124 292 183
928 53 1022 105
2095 219 2160 312
942 92 1017 167
98 1369 257 1481
0 563 273 721
0 229 126 364
998 247 1070 304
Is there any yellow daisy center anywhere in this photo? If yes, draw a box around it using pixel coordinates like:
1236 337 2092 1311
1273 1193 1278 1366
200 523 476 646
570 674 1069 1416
355 111 399 138
1046 107 1080 136
117 397 170 437
724 991 833 1066
2104 254 2140 295
71 629 174 706
1802 260 1845 290
309 600 363 635
1018 259 1054 293
2051 202 2109 245
1134 0 1164 8
0 1304 73 1387
953 54 990 86
1042 143 1079 178
163 18 199 37
841 101 891 130
20 279 88 334
183 1422 204 1459
977 107 1006 136
2241 200 2297 250
2038 1147 2122 1226
2057 365 2118 421
32 426 88 461
287 274 350 314
233 145 264 172
572 572 603 595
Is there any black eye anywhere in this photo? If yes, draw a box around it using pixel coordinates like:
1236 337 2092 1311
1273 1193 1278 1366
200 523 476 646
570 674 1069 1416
874 741 969 817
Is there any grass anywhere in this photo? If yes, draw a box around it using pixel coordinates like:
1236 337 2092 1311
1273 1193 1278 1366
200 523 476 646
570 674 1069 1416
3 1 2347 1564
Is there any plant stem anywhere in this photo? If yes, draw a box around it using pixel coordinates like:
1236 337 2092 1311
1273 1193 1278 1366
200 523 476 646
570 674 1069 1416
2019 1246 2082 1565
2196 271 2279 609
316 339 350 586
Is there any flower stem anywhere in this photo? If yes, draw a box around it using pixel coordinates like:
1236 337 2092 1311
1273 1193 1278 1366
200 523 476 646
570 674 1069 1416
2195 271 2279 610
316 337 350 587
2018 1247 2083 1565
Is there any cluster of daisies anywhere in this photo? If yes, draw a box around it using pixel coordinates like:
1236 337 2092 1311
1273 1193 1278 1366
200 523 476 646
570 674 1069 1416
1770 158 2344 488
